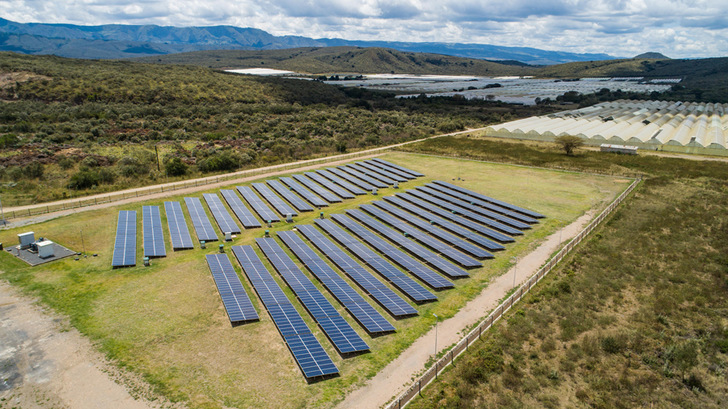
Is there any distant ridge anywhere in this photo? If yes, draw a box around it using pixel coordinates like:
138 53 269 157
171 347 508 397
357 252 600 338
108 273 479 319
0 17 616 65
634 52 670 59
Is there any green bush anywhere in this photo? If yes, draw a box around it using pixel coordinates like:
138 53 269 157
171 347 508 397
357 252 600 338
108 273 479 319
0 133 20 148
24 162 44 179
197 151 241 173
165 157 188 176
68 170 100 189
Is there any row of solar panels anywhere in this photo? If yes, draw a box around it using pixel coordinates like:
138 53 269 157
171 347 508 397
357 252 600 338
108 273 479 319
202 180 542 379
111 159 423 267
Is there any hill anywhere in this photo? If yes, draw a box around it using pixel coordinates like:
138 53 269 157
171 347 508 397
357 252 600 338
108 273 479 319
0 17 615 65
634 52 670 59
135 47 536 76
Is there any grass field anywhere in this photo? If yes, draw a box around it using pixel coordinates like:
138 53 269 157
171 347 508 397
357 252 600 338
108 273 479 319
0 153 629 409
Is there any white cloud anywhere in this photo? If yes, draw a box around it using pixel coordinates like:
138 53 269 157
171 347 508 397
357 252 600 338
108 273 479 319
1 0 727 58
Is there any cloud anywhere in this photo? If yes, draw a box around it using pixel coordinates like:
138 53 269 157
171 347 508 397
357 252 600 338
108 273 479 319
1 0 727 58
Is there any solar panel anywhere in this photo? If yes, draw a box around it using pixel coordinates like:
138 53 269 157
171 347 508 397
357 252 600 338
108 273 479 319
184 197 219 241
256 237 369 354
346 209 469 278
432 180 545 219
372 200 496 258
112 210 137 267
292 175 342 203
205 253 258 324
315 219 436 303
203 193 241 234
331 214 453 290
385 195 504 251
338 165 388 188
220 189 261 229
348 163 397 185
303 172 355 199
362 159 416 180
361 204 483 268
316 169 367 195
296 225 417 317
164 201 194 250
397 191 514 243
420 185 532 230
237 186 280 223
252 183 298 217
412 188 523 236
370 158 424 177
279 177 328 208
267 180 314 212
356 161 408 183
426 183 538 224
278 231 395 334
142 206 166 258
325 167 375 191
230 245 338 378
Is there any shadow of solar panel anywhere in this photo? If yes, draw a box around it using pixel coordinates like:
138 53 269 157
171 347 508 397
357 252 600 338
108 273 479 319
426 183 538 224
267 180 314 212
164 201 194 250
348 163 396 185
205 254 258 324
142 206 166 258
362 159 416 180
292 175 342 203
325 167 374 191
280 177 328 207
253 183 298 217
432 180 545 219
330 214 454 290
370 158 424 177
220 189 261 229
284 333 339 378
112 210 137 267
304 172 355 199
184 197 218 241
356 161 408 183
338 165 388 188
316 169 367 195
203 193 241 234
237 186 280 222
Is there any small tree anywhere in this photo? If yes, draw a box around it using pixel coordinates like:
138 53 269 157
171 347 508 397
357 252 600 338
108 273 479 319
555 135 584 156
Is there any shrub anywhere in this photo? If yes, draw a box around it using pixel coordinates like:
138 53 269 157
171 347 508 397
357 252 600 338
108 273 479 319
554 135 584 156
24 162 44 179
68 170 100 189
0 133 20 148
57 156 75 170
197 151 241 173
165 157 188 176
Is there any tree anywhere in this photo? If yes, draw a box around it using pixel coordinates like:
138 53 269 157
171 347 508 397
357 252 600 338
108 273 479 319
554 135 584 156
165 157 187 176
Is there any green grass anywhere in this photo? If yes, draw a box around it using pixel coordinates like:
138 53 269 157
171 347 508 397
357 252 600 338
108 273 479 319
0 153 628 409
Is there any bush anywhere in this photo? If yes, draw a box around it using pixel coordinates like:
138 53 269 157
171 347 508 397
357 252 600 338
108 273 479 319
57 156 75 170
68 170 100 189
24 162 44 179
197 151 241 173
165 157 188 176
554 135 584 156
0 133 20 148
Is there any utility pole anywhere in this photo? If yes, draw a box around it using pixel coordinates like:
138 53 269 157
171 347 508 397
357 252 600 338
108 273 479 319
433 313 439 356
511 257 518 289
155 145 161 172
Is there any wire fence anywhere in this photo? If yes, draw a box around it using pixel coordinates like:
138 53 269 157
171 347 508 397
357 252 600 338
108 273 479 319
385 176 641 409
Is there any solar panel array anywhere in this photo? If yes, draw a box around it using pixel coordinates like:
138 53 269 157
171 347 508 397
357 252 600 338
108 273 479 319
267 180 314 213
280 177 328 208
433 180 544 219
112 210 137 267
371 158 424 177
231 245 339 378
326 167 374 191
385 195 503 251
363 159 416 180
304 172 355 199
237 186 280 223
205 253 258 324
142 206 167 258
203 193 241 234
361 204 482 268
356 161 408 183
315 219 436 303
164 201 194 250
339 165 388 188
252 183 298 217
331 214 453 290
256 237 369 354
316 169 367 195
348 163 396 185
296 225 417 317
220 189 261 229
426 183 538 224
278 231 395 334
184 197 218 241
347 209 470 278
419 186 531 230
292 175 342 203
370 201 493 259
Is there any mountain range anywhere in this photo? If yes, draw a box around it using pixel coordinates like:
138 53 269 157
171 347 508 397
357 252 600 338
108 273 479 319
0 17 616 65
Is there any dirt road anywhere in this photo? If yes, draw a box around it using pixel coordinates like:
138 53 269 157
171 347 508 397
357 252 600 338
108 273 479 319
0 280 170 409
336 210 596 409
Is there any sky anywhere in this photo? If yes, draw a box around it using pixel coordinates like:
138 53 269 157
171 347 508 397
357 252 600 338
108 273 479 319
2 0 728 58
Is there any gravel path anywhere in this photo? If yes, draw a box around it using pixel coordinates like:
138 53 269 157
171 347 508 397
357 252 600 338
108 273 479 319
336 210 596 409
